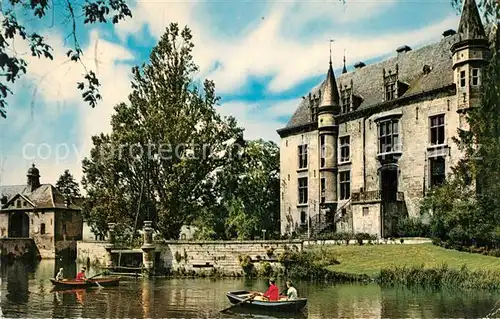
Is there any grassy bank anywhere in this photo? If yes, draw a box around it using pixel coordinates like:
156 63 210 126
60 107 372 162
317 243 500 276
293 243 500 291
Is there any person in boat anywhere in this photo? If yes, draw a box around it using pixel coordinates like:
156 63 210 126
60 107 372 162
55 268 64 281
285 280 298 300
257 277 279 301
76 267 87 281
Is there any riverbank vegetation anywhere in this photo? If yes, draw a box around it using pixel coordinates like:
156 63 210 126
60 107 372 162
270 244 500 291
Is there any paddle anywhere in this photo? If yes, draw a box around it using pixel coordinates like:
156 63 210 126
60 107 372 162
220 293 257 313
86 272 106 288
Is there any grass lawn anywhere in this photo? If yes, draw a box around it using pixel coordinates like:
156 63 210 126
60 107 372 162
314 243 500 276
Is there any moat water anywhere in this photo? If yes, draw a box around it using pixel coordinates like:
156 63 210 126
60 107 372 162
0 260 498 318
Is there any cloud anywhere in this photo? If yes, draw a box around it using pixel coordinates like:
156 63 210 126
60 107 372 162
219 98 301 142
1 26 135 186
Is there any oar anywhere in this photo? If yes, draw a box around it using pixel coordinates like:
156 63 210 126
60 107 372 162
87 272 105 288
220 293 257 313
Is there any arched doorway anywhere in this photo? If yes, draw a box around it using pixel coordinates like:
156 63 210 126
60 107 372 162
9 212 29 238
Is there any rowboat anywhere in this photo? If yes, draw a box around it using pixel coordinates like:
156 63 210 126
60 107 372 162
226 290 307 313
50 277 120 289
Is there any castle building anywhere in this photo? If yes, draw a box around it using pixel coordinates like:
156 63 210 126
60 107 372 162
0 164 83 258
277 0 498 238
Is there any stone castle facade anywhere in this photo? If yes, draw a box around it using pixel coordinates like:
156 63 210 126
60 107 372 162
277 0 499 238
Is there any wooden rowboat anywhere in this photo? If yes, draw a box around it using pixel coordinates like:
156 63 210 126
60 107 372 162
226 290 307 313
50 277 120 289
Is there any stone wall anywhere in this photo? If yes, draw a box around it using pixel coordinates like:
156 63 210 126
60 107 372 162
76 240 303 275
158 240 303 276
76 240 109 267
0 238 40 260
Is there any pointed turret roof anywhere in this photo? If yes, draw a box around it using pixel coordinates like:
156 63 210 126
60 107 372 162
342 55 348 74
457 0 486 40
319 61 340 109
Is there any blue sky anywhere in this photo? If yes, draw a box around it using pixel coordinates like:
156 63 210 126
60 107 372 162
0 0 464 186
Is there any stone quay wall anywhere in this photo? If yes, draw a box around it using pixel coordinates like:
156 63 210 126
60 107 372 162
0 238 41 261
76 240 110 266
76 240 303 276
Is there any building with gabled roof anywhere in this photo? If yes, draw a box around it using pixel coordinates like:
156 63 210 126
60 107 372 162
277 0 497 238
0 164 83 258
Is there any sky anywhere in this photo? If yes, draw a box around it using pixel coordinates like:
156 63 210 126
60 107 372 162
0 0 465 187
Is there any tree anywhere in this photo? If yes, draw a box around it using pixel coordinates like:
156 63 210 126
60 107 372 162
193 139 280 240
1 0 132 118
55 169 81 200
421 4 500 249
81 23 244 239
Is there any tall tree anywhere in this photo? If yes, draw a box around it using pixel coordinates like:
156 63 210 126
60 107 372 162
82 23 244 239
55 169 81 200
1 0 132 118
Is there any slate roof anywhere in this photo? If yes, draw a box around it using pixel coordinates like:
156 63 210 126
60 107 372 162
458 0 486 40
283 33 460 130
0 184 80 210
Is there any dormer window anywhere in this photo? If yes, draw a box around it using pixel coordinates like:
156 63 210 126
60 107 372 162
385 83 396 101
383 65 407 102
309 94 320 122
341 88 352 113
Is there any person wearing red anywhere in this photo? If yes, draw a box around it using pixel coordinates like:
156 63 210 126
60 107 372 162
261 278 279 301
76 267 87 281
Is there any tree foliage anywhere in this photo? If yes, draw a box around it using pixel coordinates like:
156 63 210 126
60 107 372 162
81 23 282 241
421 12 500 249
193 139 280 240
0 0 132 118
55 169 81 200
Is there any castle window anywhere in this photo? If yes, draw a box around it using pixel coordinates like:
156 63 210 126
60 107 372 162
40 223 46 235
385 83 396 101
311 105 318 122
430 157 446 187
378 119 400 153
298 144 308 169
16 200 21 208
340 136 350 163
320 177 326 203
300 211 306 225
471 68 480 86
298 177 308 204
430 114 445 145
341 88 352 113
320 135 326 168
363 207 369 216
339 171 351 200
460 70 466 87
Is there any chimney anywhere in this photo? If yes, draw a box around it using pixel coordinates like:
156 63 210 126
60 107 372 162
443 29 456 37
396 45 412 55
354 62 366 70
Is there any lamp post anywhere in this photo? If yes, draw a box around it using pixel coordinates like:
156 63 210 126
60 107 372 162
262 229 266 241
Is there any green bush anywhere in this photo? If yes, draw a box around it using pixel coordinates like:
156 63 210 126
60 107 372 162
238 255 255 277
258 261 273 277
396 217 431 238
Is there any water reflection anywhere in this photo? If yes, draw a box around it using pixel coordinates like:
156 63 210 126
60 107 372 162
0 260 498 318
